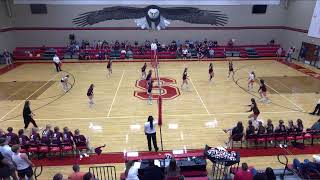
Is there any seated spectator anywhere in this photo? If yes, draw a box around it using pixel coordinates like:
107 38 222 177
228 39 234 47
41 124 53 145
142 160 164 180
246 120 256 137
62 127 74 145
6 127 19 145
309 119 320 131
257 121 266 135
126 49 133 59
213 40 218 47
51 126 63 146
98 50 105 60
121 49 127 55
209 49 215 58
165 158 181 179
125 160 138 180
253 173 267 180
29 127 40 145
265 167 276 180
18 129 30 149
293 155 320 174
68 164 85 180
73 129 90 159
53 173 64 180
295 119 304 132
268 39 275 45
83 172 95 180
265 119 274 134
275 120 286 133
287 120 295 133
234 163 253 180
223 121 244 147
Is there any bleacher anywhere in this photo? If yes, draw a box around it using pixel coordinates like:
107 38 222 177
12 44 284 61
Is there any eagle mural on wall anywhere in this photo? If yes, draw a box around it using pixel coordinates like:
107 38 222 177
73 5 228 30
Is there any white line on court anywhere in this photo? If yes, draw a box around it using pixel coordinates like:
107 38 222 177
189 77 211 115
0 73 59 121
107 70 125 118
241 68 305 112
4 110 301 122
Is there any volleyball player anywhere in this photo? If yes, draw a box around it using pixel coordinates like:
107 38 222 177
147 80 154 105
228 59 234 78
208 63 214 82
146 70 152 82
258 79 270 103
107 59 112 77
247 98 260 121
248 71 255 92
87 84 95 107
141 63 147 79
60 75 70 92
181 68 189 90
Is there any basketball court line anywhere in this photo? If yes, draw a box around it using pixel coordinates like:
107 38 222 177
0 73 60 121
107 70 125 118
241 68 306 112
189 77 211 115
3 110 300 122
6 82 33 100
68 68 229 73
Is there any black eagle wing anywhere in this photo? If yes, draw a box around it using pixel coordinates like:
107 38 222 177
73 6 146 26
160 7 228 26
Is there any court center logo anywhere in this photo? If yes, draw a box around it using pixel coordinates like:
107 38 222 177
134 77 180 100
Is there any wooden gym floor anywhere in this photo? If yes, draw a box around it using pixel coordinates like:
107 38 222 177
0 59 319 178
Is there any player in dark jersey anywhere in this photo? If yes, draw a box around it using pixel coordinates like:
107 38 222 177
29 127 40 146
147 80 154 105
146 70 152 82
62 127 74 145
247 98 260 121
258 79 270 103
107 58 112 77
87 84 95 107
141 63 147 79
6 127 19 145
228 59 234 78
18 129 30 149
51 126 63 146
41 124 53 145
181 68 189 90
74 129 90 159
208 63 214 82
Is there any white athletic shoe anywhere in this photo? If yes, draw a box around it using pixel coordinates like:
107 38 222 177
80 155 83 160
83 153 89 157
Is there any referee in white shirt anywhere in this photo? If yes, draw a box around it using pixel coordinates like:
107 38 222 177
144 116 159 152
53 54 62 72
310 98 320 116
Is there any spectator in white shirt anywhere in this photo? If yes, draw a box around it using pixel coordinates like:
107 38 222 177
125 160 139 180
144 116 159 152
182 48 188 59
53 54 62 72
285 47 293 63
0 138 18 180
310 98 320 116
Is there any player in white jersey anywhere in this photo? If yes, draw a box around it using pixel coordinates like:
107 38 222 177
60 75 70 92
248 71 255 92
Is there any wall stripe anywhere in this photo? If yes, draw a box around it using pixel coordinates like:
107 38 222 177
0 26 308 33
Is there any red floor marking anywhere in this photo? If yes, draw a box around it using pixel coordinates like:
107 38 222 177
278 60 320 80
0 63 22 75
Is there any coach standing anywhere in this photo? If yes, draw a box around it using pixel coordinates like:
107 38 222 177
144 116 159 152
310 98 320 116
53 54 62 72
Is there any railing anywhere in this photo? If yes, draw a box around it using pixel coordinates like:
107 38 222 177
89 165 117 180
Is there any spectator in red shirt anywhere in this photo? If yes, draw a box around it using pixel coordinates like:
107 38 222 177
234 163 253 180
5 127 19 145
68 164 85 180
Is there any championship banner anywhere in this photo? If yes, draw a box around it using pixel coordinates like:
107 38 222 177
308 0 320 38
204 145 240 166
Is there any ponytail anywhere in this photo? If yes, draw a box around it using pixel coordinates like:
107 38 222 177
148 116 154 129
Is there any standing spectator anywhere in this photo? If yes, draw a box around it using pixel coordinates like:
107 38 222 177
234 163 253 180
209 49 215 59
276 47 283 60
182 47 188 59
144 116 159 152
126 49 133 59
142 160 164 180
0 152 12 180
3 49 12 66
11 145 34 180
68 164 85 180
53 54 62 72
5 127 19 145
22 100 38 130
0 138 17 180
285 47 293 63
125 160 139 180
165 158 181 179
310 98 320 116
